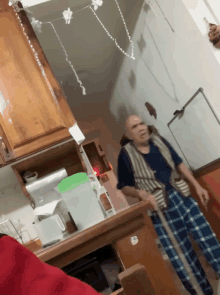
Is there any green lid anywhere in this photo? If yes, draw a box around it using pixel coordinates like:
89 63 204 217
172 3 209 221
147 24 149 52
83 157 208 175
57 173 90 193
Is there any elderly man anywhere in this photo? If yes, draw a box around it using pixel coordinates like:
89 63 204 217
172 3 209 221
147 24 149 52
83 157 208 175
117 115 220 295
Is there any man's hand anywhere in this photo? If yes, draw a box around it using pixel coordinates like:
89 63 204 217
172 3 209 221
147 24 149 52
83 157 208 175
194 185 210 211
138 190 158 211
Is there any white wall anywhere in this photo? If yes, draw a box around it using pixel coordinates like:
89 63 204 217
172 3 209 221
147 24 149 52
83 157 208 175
110 0 220 167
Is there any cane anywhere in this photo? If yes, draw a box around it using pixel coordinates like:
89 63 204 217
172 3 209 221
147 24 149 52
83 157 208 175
155 206 204 295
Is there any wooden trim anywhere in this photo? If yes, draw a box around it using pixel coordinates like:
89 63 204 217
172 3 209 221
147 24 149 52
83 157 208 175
12 140 83 175
212 206 220 219
0 120 14 163
2 137 74 168
11 166 30 200
76 143 87 173
11 140 86 201
83 138 105 157
11 129 72 159
193 158 220 178
110 288 124 295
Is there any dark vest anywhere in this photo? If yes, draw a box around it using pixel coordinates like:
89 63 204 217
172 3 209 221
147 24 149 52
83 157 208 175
124 131 191 210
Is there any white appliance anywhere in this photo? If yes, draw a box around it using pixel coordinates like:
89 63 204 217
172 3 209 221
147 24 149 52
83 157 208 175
59 174 106 231
33 214 65 247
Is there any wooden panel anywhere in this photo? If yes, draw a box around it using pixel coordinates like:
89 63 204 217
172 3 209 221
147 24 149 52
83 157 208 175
114 224 183 295
23 238 42 253
12 139 86 200
118 264 156 295
12 140 85 178
12 166 30 200
110 288 124 295
193 159 220 178
0 5 76 160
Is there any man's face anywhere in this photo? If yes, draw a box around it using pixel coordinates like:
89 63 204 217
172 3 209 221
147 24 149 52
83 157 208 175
126 116 150 144
209 24 220 47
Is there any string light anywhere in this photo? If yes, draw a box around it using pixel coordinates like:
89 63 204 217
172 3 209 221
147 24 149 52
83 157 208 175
27 0 135 61
62 7 73 25
11 0 135 96
89 6 135 59
44 22 86 95
12 4 61 108
145 0 157 16
113 0 135 59
91 0 103 11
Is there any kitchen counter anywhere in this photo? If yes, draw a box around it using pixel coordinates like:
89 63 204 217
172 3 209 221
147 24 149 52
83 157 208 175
35 201 151 266
35 201 184 295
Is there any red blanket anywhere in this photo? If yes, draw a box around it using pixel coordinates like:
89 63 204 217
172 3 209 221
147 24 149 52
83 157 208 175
0 235 101 295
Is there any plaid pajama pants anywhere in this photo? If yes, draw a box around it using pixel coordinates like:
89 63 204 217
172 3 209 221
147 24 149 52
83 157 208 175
150 189 220 295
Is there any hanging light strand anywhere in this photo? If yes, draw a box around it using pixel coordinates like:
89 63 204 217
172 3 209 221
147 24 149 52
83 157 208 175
45 5 90 23
11 0 135 96
12 5 61 107
22 0 135 60
89 5 135 60
113 0 135 59
45 22 86 95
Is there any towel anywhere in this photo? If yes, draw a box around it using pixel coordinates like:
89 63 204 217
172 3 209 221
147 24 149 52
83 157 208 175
0 234 100 295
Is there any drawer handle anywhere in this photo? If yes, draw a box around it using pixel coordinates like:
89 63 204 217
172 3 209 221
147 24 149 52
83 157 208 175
0 137 10 158
130 236 139 246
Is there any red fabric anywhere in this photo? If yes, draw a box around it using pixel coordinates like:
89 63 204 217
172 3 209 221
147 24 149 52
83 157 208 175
0 236 101 295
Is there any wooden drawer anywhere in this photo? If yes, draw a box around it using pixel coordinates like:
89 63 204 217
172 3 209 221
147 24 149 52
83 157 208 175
114 225 183 295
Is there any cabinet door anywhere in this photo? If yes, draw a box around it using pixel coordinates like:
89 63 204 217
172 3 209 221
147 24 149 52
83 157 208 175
0 6 75 162
115 225 183 295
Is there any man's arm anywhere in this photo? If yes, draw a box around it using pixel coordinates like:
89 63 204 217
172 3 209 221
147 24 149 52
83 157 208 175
177 162 200 189
121 186 150 200
177 162 210 209
162 136 200 188
161 136 209 208
121 186 157 210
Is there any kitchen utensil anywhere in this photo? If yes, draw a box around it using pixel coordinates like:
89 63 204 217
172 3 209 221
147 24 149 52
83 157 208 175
26 169 68 207
33 215 64 247
24 171 38 183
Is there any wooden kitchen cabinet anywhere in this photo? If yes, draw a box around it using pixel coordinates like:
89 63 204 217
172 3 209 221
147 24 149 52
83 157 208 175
114 223 184 295
12 138 87 201
0 1 76 164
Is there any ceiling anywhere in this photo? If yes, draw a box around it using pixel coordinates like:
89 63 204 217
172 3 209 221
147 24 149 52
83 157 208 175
22 0 144 121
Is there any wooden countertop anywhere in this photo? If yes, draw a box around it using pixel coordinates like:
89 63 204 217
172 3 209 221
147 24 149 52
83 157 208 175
35 201 152 267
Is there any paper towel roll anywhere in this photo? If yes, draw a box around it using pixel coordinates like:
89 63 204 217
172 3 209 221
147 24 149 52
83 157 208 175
26 168 68 198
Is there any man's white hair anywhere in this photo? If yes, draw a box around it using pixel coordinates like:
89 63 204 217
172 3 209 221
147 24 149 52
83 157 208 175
124 114 147 129
124 114 137 133
123 114 149 139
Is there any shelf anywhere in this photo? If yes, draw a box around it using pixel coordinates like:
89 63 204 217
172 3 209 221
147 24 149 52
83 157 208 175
11 139 87 200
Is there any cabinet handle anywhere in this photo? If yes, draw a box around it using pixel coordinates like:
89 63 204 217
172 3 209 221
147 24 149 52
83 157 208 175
0 137 10 158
